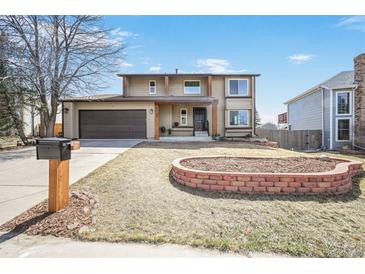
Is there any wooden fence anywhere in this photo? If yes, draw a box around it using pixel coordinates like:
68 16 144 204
256 129 322 151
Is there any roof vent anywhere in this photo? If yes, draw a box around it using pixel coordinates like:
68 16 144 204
175 68 179 74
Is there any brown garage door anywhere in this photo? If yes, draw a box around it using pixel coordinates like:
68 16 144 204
79 110 147 139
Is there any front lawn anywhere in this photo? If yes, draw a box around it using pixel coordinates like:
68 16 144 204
74 142 365 257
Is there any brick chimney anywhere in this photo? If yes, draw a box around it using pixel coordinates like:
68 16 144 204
354 54 365 148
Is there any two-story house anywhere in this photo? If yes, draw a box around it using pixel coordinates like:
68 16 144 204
284 53 365 150
62 72 260 140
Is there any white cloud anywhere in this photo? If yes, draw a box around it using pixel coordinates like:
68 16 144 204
196 58 246 73
115 58 133 69
110 27 138 39
288 54 315 64
337 16 365 32
149 64 162 72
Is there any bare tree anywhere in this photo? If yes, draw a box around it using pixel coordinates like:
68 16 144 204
0 16 124 137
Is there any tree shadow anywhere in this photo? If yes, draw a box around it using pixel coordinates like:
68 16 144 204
0 212 51 244
169 171 364 203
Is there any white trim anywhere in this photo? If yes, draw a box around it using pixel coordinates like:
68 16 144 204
228 109 250 127
335 90 352 116
149 80 157 94
228 79 249 96
329 88 333 149
335 117 352 142
180 108 188 126
183 80 201 95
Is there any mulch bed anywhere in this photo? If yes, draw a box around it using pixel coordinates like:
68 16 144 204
180 157 345 173
0 191 97 238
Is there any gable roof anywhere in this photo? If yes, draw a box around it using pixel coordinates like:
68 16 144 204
284 70 356 104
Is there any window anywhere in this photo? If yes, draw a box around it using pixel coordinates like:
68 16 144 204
229 110 249 126
229 79 248 96
184 80 200 94
336 118 350 141
180 108 188 126
149 80 156 94
336 91 351 115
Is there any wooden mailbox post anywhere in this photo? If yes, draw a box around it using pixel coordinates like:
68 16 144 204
36 138 71 212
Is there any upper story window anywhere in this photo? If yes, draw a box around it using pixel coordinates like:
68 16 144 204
184 80 200 94
336 91 351 115
149 80 157 94
229 110 249 126
228 79 248 96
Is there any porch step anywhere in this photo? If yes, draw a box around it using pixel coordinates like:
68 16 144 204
194 131 209 137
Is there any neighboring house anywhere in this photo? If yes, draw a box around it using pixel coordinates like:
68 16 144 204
62 73 260 139
258 122 278 130
284 53 365 150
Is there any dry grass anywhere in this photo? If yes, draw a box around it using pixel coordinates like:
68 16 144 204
74 142 365 257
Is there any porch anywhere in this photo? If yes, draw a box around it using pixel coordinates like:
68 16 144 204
153 99 218 140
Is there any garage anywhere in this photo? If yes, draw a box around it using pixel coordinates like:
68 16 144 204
79 110 147 139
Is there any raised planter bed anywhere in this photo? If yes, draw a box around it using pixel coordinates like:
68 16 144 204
171 156 363 195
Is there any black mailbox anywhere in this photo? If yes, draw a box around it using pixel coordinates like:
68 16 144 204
36 137 72 160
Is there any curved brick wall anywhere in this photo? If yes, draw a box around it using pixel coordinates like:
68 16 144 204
171 156 363 195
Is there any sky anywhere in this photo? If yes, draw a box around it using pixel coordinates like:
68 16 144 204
100 16 365 123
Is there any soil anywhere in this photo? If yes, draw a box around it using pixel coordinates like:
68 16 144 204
0 191 96 238
180 157 344 173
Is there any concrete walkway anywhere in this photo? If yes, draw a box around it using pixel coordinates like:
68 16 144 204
0 233 288 258
0 139 142 225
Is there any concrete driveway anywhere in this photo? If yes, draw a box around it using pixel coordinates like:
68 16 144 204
0 139 142 225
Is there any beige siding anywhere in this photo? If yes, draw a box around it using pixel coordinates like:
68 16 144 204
223 76 254 136
169 77 208 96
225 98 252 110
128 76 165 96
211 77 225 136
63 102 74 139
159 104 172 135
63 101 155 139
171 104 194 127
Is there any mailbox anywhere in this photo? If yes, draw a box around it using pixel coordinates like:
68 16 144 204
36 137 72 161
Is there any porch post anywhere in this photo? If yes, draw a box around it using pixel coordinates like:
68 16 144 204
212 103 218 136
208 75 212 96
154 102 160 140
164 76 169 96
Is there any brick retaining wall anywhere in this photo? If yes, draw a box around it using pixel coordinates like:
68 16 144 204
171 156 363 195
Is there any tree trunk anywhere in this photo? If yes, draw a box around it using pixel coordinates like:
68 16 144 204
46 112 56 137
39 112 45 137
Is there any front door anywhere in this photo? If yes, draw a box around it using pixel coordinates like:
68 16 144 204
193 108 207 131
